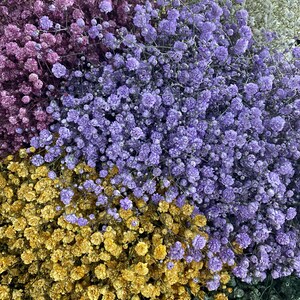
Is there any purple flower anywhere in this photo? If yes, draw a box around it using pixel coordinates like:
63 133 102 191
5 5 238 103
286 207 297 220
60 188 74 205
99 0 113 13
214 46 228 62
77 217 88 226
244 83 258 95
52 63 67 78
48 171 57 179
39 16 53 30
88 26 100 39
64 214 78 224
141 92 156 108
120 197 133 210
31 154 44 167
208 256 223 272
270 116 285 132
258 75 274 91
236 233 251 249
233 266 248 279
126 57 140 71
192 235 207 250
96 195 108 206
131 127 144 140
167 262 174 270
169 241 185 260
234 38 249 55
123 34 137 47
206 278 220 291
76 18 85 28
276 232 290 246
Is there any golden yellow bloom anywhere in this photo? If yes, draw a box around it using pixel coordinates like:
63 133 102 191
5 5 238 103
0 174 7 189
220 272 230 285
4 187 13 199
99 252 111 261
152 233 163 246
50 263 68 281
134 241 148 256
169 204 181 217
21 250 35 265
126 217 140 230
29 146 36 153
119 208 133 220
71 266 87 281
134 262 149 276
87 286 101 300
214 293 228 300
182 204 194 216
153 244 167 260
90 232 103 245
121 269 135 281
194 214 207 227
12 217 27 231
232 241 243 254
158 201 169 213
4 226 16 239
0 285 10 300
141 284 159 298
122 231 137 244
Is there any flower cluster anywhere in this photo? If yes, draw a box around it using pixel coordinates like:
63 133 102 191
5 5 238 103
1 0 300 297
0 150 232 299
30 0 300 282
0 0 149 157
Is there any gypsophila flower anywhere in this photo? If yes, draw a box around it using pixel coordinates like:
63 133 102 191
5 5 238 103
99 0 113 13
60 188 74 205
52 62 67 78
120 197 133 210
39 16 53 30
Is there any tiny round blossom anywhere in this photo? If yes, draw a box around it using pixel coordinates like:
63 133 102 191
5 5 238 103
120 197 133 210
126 57 140 71
192 235 207 250
52 63 67 78
99 0 113 13
270 116 285 132
39 16 53 30
60 188 74 205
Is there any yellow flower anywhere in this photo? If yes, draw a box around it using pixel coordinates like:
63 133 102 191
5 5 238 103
0 174 7 189
220 272 230 284
126 217 139 230
12 217 27 231
21 250 35 264
50 264 68 281
90 232 103 245
95 264 107 279
194 214 207 227
71 266 87 281
153 244 167 260
4 187 13 199
134 241 148 256
214 293 228 300
158 201 169 213
121 269 135 281
87 286 101 300
24 190 36 202
182 204 194 216
29 146 36 153
134 262 149 276
99 252 111 261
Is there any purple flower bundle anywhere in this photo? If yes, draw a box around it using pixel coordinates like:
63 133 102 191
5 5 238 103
2 0 300 291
